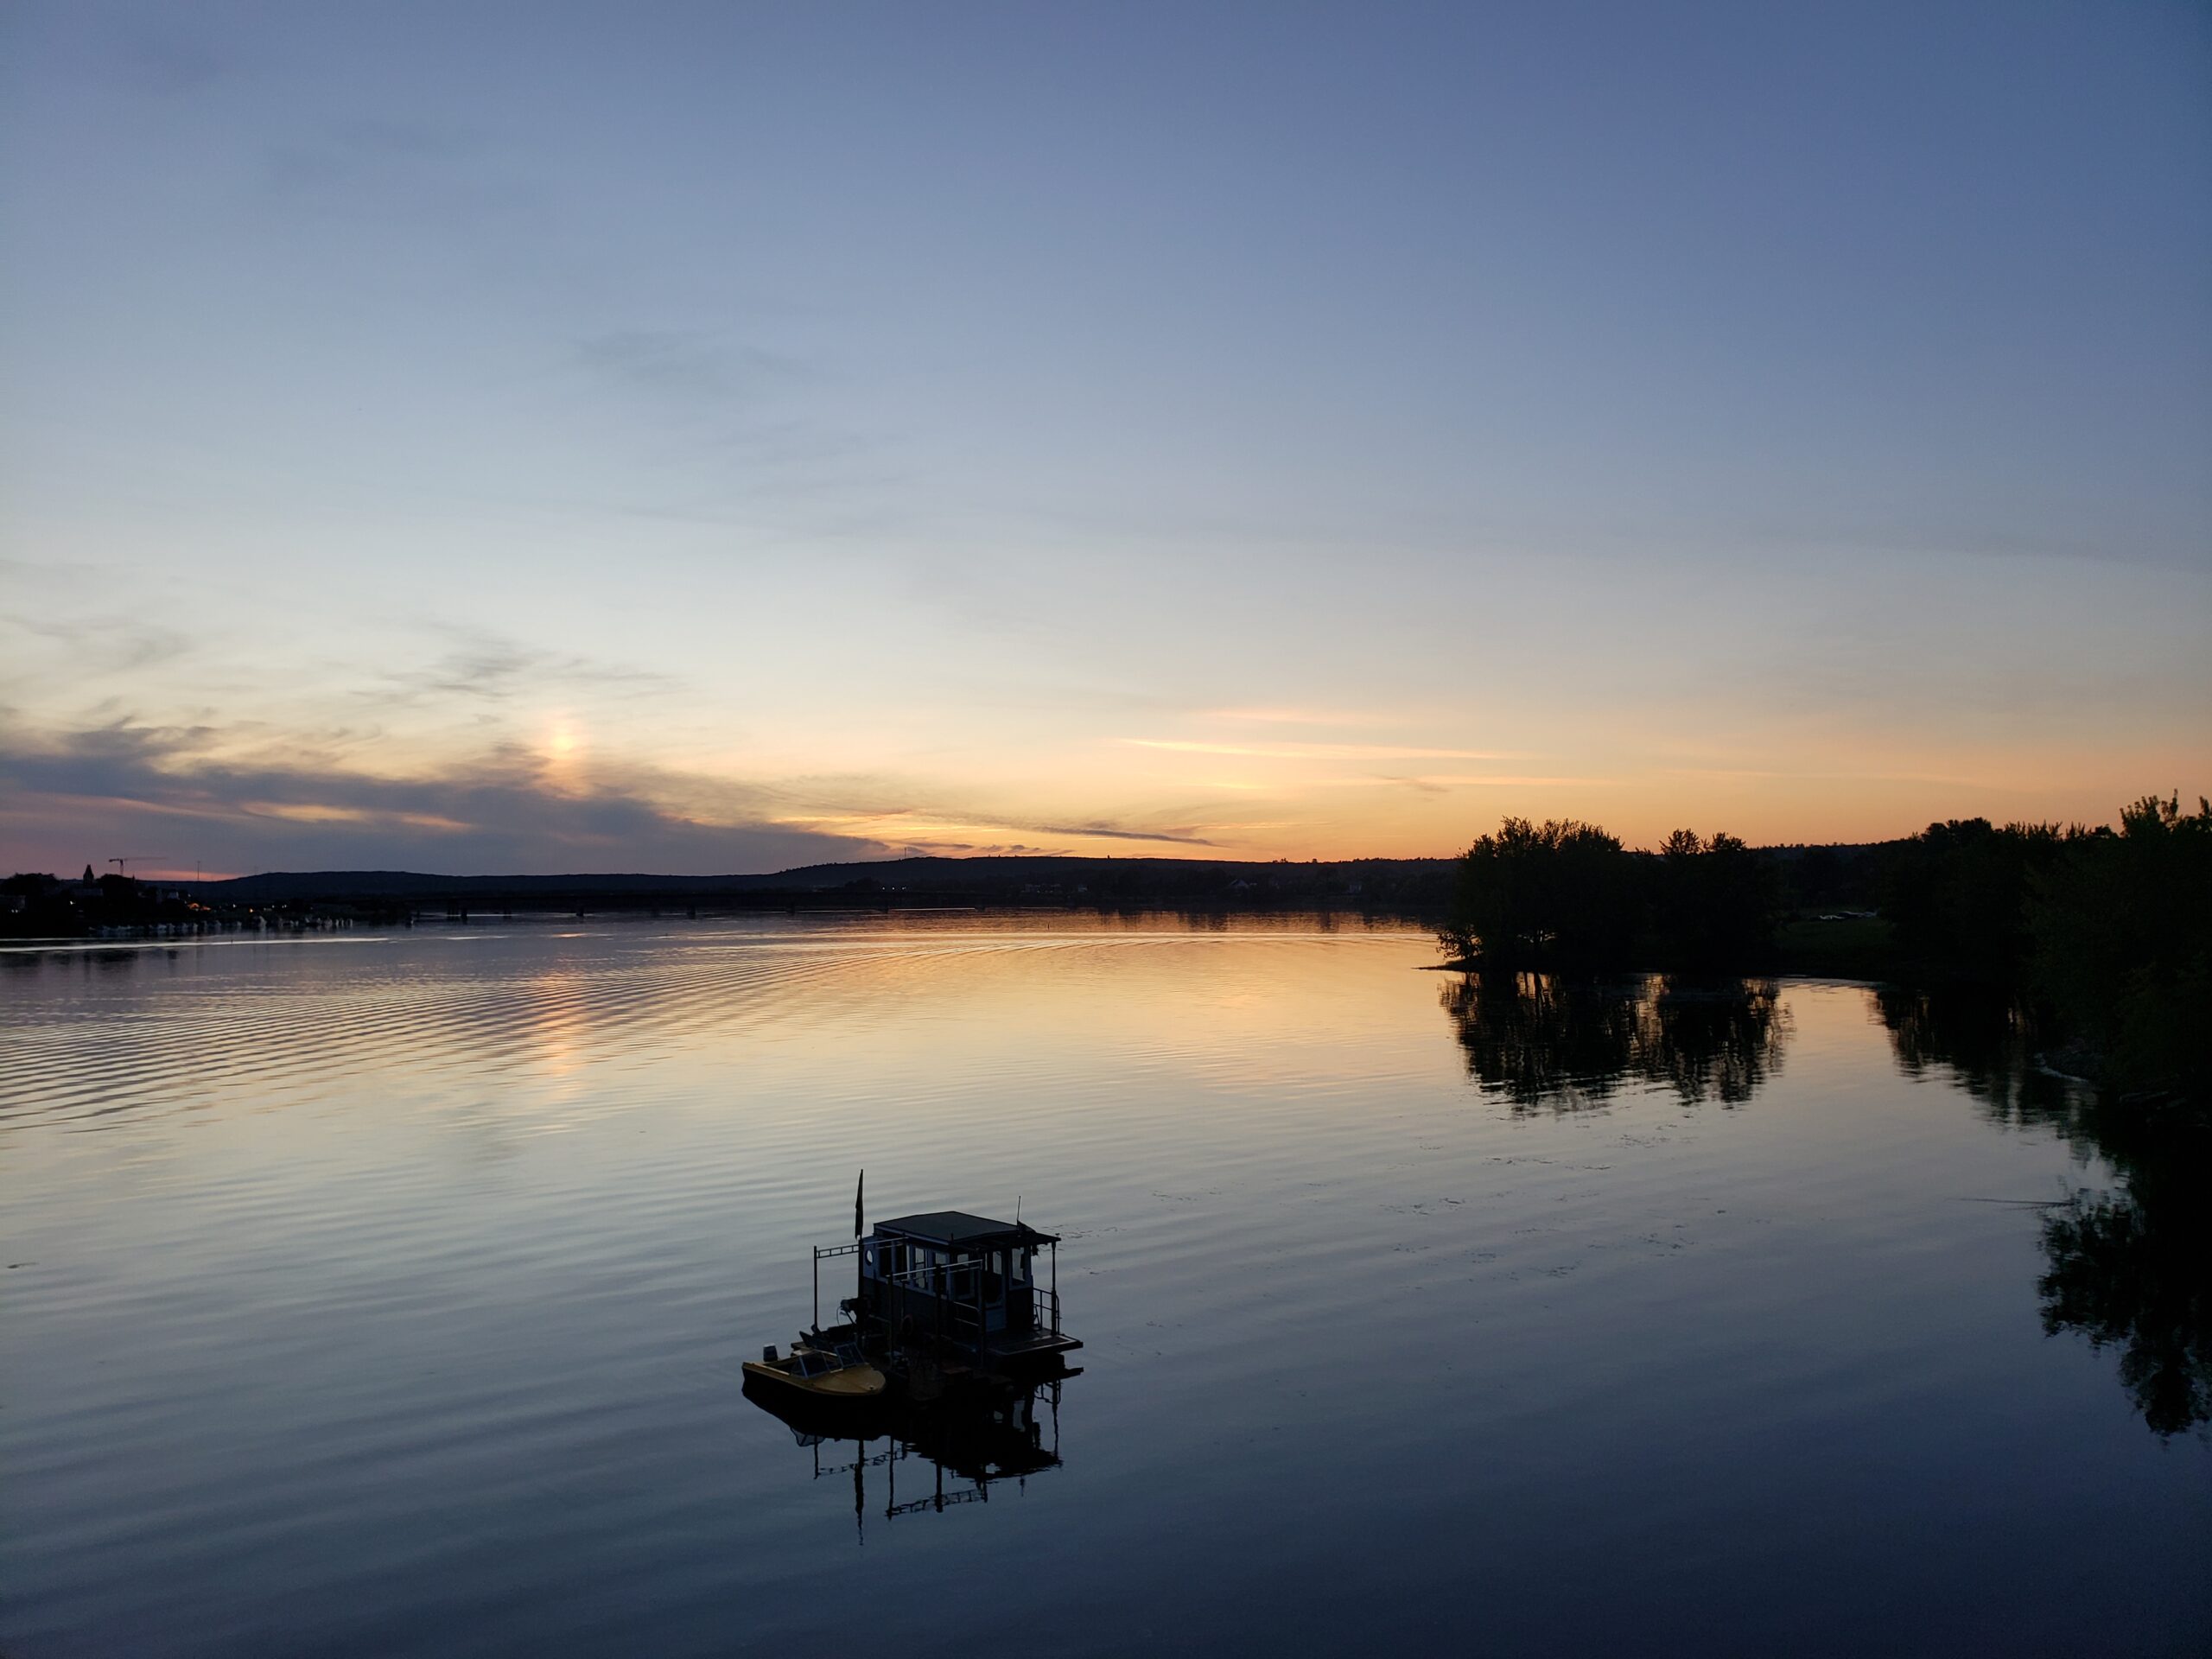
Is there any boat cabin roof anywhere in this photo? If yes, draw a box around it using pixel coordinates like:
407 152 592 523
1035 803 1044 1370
874 1210 1058 1248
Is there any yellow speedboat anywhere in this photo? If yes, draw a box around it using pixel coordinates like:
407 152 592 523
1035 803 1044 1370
742 1340 887 1402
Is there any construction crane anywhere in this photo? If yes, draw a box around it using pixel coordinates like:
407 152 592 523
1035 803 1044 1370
107 856 169 877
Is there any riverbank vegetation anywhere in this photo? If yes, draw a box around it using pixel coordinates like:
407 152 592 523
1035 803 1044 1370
1436 817 1782 972
1882 793 2210 1103
1438 793 2210 1105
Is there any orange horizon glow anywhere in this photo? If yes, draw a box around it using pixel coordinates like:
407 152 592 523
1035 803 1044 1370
14 737 2202 881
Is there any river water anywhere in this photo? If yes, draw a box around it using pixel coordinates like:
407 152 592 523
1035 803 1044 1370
3 915 2205 1656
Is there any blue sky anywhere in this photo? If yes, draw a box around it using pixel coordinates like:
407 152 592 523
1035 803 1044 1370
3 2 2206 874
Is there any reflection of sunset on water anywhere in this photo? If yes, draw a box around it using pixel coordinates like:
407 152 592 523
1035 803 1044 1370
7 915 2205 1655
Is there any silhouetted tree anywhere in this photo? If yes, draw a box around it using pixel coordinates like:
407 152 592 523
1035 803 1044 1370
1651 829 1777 968
1878 817 2066 976
2030 793 2212 1103
1438 817 1634 967
1777 842 1878 912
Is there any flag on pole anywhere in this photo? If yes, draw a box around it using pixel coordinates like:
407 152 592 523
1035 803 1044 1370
855 1169 864 1238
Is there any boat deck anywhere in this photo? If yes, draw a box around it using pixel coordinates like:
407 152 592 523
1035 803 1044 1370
985 1330 1084 1360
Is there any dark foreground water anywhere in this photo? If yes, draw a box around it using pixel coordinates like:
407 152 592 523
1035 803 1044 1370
3 917 2206 1656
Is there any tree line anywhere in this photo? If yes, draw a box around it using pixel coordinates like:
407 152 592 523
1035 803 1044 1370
1438 793 2211 1103
1436 817 1779 972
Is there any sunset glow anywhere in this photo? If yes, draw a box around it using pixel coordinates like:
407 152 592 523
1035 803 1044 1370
2 6 2205 875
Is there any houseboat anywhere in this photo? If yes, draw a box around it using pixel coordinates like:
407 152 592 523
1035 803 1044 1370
799 1202 1083 1389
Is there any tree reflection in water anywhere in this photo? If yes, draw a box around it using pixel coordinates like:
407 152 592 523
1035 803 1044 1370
1439 972 1790 1112
1868 985 2209 1438
1870 984 2076 1128
2038 1151 2209 1439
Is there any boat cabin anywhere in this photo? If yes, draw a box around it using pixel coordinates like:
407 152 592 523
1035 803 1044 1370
819 1209 1081 1370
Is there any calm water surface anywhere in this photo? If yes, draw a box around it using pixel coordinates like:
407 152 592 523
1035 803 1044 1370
4 916 2206 1656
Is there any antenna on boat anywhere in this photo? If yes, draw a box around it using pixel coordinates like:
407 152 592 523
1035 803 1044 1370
1015 1194 1021 1226
855 1169 864 1238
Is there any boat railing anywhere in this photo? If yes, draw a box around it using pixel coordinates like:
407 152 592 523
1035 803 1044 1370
868 1268 1063 1336
873 1258 981 1300
810 1239 863 1327
1029 1286 1062 1336
813 1236 1067 1351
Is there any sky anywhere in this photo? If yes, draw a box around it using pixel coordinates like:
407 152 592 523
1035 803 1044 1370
3 1 2208 877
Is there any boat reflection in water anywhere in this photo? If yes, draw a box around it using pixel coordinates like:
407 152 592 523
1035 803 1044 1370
742 1362 1079 1540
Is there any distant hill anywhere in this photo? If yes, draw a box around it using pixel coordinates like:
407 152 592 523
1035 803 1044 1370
208 868 786 899
195 842 1893 917
204 855 1459 911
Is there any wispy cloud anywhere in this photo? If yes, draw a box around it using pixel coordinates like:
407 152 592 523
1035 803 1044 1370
558 328 892 521
1319 773 1611 791
257 113 542 229
2 613 195 677
0 716 880 876
243 802 474 831
1117 739 1529 761
1030 822 1215 846
573 330 801 407
798 803 1217 850
1657 764 2022 789
893 840 1052 857
364 626 679 709
1202 707 1390 727
92 14 235 99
